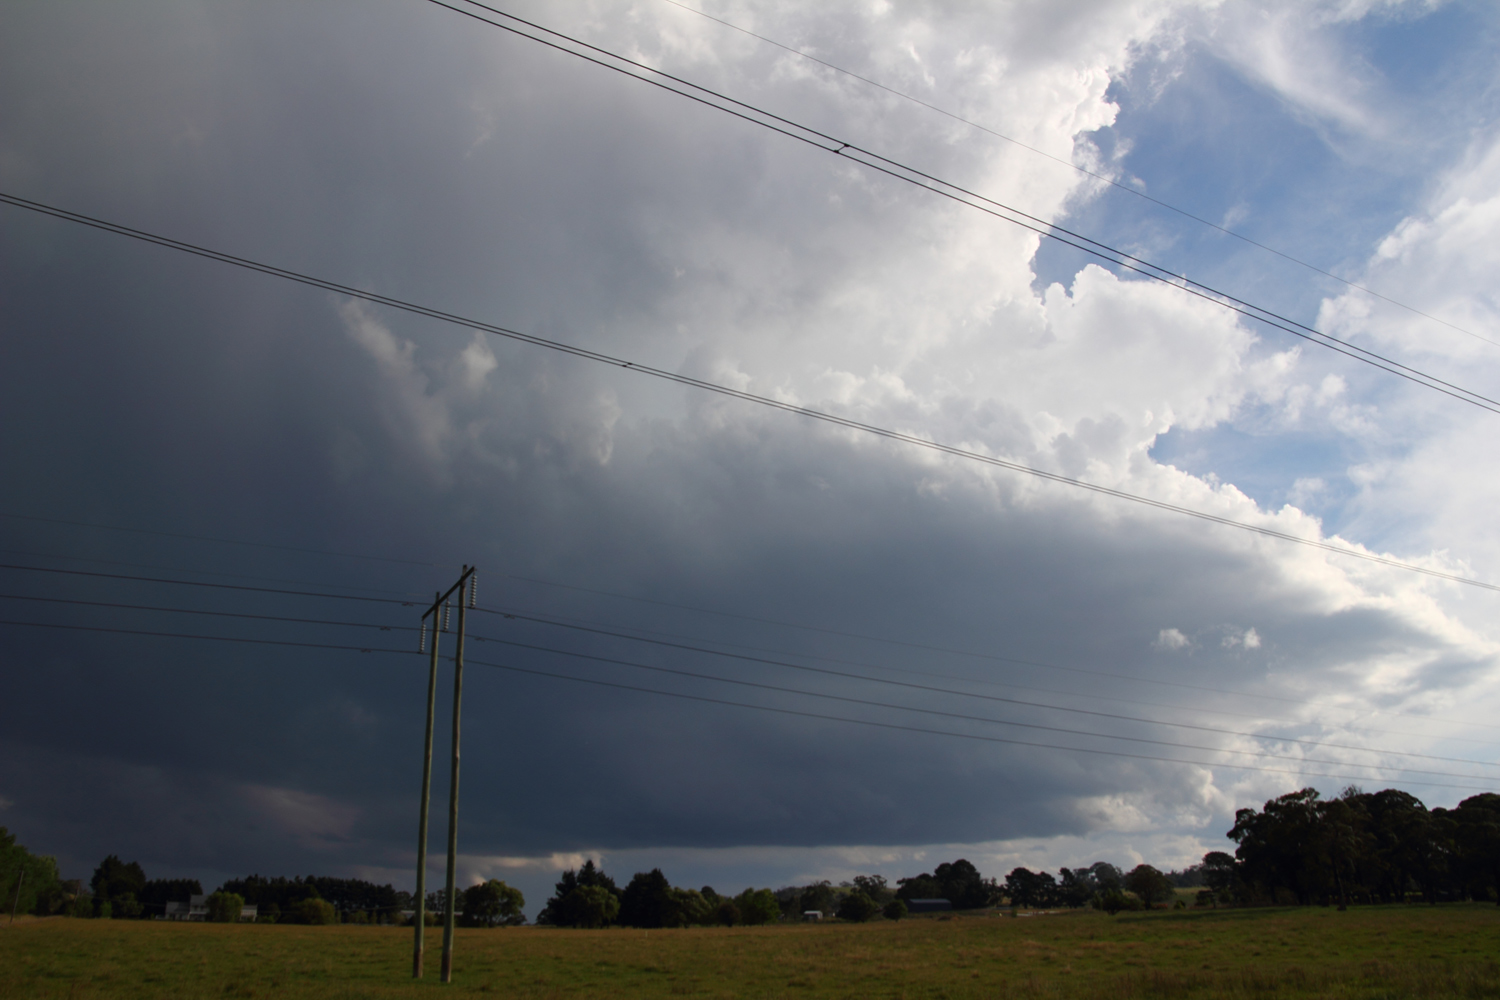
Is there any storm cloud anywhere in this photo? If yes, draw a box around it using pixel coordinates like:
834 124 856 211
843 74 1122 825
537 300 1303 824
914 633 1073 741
2 0 1498 910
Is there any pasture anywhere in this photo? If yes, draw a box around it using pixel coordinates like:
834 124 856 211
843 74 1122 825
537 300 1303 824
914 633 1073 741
3 904 1498 999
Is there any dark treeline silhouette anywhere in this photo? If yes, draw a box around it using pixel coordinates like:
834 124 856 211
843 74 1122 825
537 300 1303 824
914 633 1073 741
535 862 782 928
9 785 1496 924
219 875 405 923
1220 787 1500 908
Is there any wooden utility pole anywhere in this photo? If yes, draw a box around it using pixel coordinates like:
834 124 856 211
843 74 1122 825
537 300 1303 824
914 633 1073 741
412 565 474 982
412 590 441 977
441 568 471 984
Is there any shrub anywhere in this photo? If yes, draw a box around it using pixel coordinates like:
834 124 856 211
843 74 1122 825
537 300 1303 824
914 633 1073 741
883 899 907 921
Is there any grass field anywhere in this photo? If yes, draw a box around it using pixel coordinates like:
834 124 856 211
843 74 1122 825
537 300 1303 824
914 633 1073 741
3 905 1498 999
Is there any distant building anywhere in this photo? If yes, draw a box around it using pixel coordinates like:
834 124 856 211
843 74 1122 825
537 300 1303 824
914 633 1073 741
904 898 952 914
801 910 823 921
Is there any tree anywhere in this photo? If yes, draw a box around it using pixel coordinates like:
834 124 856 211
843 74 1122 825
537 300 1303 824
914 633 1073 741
1231 788 1326 904
619 869 676 928
1087 862 1123 892
462 879 525 927
1093 888 1140 915
882 899 907 921
0 828 62 917
736 888 780 925
1057 868 1097 909
1004 868 1059 909
538 861 621 927
836 890 879 922
1451 794 1500 905
216 876 323 918
798 881 835 916
205 891 245 922
287 898 338 924
1123 865 1174 907
91 855 146 919
671 887 712 927
1200 852 1240 906
568 886 620 928
851 875 893 904
897 859 995 910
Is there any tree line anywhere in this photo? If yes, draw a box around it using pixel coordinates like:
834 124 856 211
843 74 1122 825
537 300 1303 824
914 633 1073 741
4 786 1494 925
0 840 523 927
1219 788 1500 908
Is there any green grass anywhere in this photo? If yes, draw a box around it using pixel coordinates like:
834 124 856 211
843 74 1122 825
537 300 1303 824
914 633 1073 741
3 905 1499 998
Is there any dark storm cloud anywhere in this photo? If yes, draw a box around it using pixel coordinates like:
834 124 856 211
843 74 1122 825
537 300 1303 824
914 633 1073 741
2 0 1496 896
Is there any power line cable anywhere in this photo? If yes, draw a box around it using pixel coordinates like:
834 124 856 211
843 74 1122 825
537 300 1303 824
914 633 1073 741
654 0 1497 350
4 532 1490 737
464 655 1498 793
467 623 1500 772
11 551 1500 746
479 598 1500 747
0 593 414 633
0 546 424 597
0 511 437 568
0 610 1489 791
430 0 1500 412
5 580 1493 760
0 618 407 655
492 572 1500 729
0 562 415 606
2 193 1494 595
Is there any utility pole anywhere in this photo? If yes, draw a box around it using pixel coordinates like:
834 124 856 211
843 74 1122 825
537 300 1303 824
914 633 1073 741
413 565 475 983
440 566 472 984
411 590 441 978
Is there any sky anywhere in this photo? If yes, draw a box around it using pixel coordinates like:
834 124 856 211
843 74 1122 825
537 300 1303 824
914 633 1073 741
2 0 1499 917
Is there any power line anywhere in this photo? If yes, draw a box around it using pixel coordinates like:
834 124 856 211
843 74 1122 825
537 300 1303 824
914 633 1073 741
0 592 413 633
429 0 1500 413
0 511 436 568
466 625 1500 774
6 580 1494 763
654 0 1497 350
474 605 1500 761
491 572 1500 730
0 562 415 606
464 655 1498 793
0 545 424 597
5 534 1490 736
8 555 1497 741
2 193 1494 595
1 609 1490 790
478 598 1500 747
0 618 407 655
